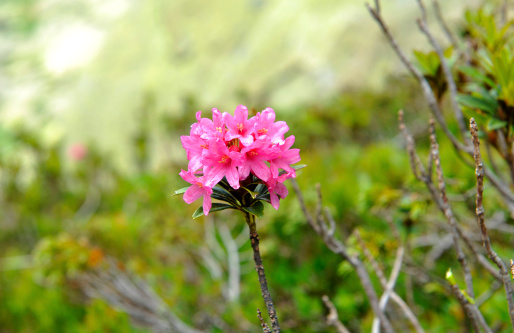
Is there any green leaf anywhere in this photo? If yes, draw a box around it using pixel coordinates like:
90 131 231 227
459 66 495 87
172 186 189 196
255 184 268 196
212 186 241 206
192 203 235 219
256 194 271 204
486 118 508 131
241 186 259 199
279 164 308 176
456 94 498 115
242 201 264 219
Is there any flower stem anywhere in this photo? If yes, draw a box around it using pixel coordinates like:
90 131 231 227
243 212 281 333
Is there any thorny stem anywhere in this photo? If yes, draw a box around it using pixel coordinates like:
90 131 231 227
470 118 514 331
243 212 281 333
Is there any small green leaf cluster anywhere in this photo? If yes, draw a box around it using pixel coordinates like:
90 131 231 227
174 165 306 219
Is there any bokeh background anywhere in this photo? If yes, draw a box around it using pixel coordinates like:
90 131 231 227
3 0 509 332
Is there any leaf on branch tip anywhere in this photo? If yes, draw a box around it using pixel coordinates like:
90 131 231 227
172 186 190 196
242 201 264 219
192 203 235 219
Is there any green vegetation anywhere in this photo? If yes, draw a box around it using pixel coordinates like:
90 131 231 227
2 0 514 332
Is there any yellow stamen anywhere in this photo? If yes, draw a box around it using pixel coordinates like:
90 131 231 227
219 156 229 163
237 123 244 132
257 128 268 135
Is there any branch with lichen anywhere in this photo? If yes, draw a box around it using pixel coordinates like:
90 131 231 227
470 118 514 331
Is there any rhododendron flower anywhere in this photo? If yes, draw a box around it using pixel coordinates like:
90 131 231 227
269 135 301 179
179 170 213 215
69 143 87 161
202 138 243 189
265 177 289 210
177 104 303 218
224 105 256 146
239 138 276 181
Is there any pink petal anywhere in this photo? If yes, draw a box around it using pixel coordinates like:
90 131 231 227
270 192 280 210
205 164 227 187
226 164 240 189
203 194 212 215
249 160 271 181
183 185 204 204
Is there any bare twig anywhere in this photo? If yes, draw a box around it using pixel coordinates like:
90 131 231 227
78 259 205 333
243 212 281 333
429 119 475 299
355 231 425 333
470 118 514 330
476 280 503 307
372 246 405 333
291 180 395 333
367 2 470 154
257 309 272 333
431 0 458 48
447 277 489 333
322 295 352 333
416 2 467 140
370 0 514 209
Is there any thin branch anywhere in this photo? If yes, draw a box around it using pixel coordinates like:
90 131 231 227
447 278 488 333
372 246 405 333
367 2 470 154
322 296 352 333
355 231 425 333
399 112 501 281
470 118 514 330
416 2 467 140
476 280 503 307
429 118 475 298
431 0 458 48
291 180 395 333
370 1 514 209
243 212 281 333
257 309 272 333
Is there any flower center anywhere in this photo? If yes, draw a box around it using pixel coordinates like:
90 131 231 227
196 181 203 188
216 126 222 133
219 155 229 163
257 128 268 135
249 151 258 156
237 123 244 132
200 144 208 149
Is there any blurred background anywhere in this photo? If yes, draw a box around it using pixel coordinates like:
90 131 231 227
1 0 506 332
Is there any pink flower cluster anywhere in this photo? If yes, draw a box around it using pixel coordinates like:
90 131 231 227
180 105 301 215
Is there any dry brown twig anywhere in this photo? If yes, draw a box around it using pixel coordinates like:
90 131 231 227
321 295 352 333
292 181 397 333
416 0 467 140
429 118 475 299
470 118 514 330
257 309 272 333
367 0 514 208
398 111 501 331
